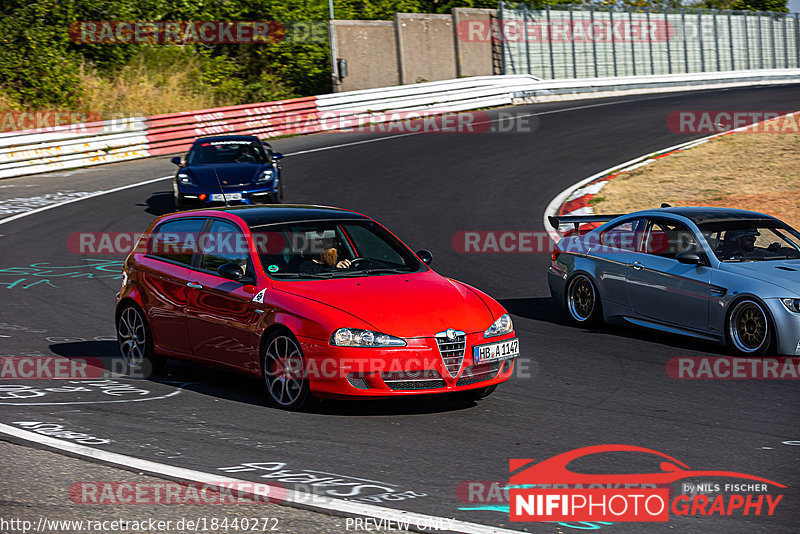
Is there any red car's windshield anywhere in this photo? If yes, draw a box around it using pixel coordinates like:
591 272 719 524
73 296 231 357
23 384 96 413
250 220 423 279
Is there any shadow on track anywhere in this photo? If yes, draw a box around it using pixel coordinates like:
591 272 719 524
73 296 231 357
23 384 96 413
140 191 175 216
501 296 728 355
47 341 481 416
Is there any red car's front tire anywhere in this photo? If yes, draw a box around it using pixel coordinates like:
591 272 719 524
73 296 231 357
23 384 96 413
261 330 318 411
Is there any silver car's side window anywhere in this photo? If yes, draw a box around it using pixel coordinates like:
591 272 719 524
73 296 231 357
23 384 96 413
599 219 643 251
643 219 700 259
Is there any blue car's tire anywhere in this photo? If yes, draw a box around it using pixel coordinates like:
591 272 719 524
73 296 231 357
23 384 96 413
565 274 602 325
726 298 773 356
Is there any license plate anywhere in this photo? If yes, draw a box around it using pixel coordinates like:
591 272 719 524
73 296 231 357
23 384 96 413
211 193 242 201
473 338 519 364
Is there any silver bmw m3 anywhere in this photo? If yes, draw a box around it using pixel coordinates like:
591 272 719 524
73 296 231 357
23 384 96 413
548 207 800 356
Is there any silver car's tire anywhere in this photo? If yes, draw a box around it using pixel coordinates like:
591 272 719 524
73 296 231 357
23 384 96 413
566 274 602 325
727 299 772 355
262 331 317 411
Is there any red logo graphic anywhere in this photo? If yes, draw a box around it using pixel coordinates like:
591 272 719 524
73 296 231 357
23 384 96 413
509 445 785 523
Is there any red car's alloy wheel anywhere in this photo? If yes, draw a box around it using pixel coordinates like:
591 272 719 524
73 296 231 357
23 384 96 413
263 332 314 410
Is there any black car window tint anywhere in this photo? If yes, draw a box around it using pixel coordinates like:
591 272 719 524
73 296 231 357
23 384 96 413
199 220 249 274
149 218 205 266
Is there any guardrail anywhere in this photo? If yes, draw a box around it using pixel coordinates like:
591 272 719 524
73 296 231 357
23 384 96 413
1 69 799 179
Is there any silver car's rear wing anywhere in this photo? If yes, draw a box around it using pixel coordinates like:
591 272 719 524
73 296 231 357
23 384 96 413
548 214 624 233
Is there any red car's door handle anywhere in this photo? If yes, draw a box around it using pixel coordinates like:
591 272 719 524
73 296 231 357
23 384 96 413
186 282 203 289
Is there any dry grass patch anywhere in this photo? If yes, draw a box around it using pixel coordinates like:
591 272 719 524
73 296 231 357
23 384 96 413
592 119 800 229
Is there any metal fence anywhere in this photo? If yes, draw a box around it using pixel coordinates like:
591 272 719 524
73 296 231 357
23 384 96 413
499 2 800 78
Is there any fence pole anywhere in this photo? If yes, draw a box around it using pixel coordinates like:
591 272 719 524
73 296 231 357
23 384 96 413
570 4 577 78
628 7 636 76
591 5 599 77
646 7 654 74
728 10 735 70
610 7 618 76
784 12 789 68
770 11 776 68
546 5 555 78
698 10 705 72
796 13 800 67
665 8 672 74
756 11 763 69
523 6 531 75
681 9 689 73
499 2 507 75
743 11 751 70
712 9 720 71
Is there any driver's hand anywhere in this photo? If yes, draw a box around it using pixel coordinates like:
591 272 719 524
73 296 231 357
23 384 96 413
336 259 351 269
768 242 782 253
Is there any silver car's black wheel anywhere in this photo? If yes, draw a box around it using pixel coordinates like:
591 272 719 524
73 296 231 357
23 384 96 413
566 274 601 324
728 299 772 355
116 304 164 376
262 332 315 411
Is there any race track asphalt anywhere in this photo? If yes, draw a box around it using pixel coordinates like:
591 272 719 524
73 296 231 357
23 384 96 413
0 85 798 533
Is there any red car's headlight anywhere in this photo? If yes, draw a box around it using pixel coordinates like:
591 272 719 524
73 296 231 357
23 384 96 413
330 328 406 347
484 314 514 338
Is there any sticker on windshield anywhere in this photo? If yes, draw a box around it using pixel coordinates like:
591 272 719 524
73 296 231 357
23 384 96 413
252 289 266 304
268 265 279 273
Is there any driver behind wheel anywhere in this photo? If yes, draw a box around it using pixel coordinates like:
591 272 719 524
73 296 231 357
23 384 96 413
297 234 352 274
722 228 760 259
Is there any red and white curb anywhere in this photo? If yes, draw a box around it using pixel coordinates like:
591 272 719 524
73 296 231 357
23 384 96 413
543 111 800 243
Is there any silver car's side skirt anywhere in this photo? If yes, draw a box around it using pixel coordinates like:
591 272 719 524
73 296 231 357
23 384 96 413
622 316 722 343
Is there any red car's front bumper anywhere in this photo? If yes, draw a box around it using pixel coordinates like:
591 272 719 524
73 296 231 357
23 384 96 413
297 332 517 398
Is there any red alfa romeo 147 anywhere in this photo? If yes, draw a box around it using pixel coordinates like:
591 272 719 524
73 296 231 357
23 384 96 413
115 205 519 410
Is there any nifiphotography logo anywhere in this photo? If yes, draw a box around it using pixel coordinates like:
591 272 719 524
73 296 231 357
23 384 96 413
508 445 785 523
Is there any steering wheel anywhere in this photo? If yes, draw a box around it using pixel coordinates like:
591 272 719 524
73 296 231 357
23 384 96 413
768 242 782 253
347 257 369 267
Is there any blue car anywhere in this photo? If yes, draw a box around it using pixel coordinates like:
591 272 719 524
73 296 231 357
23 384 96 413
171 135 284 210
548 207 800 356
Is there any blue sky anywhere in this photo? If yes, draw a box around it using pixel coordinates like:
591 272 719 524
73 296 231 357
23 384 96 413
790 0 799 13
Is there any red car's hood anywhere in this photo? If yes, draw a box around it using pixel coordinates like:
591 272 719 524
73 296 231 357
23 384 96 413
273 270 495 338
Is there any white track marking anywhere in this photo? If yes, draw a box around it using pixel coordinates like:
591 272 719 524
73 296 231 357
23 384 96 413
0 175 172 226
541 110 799 243
286 90 726 157
0 422 526 534
0 89 739 226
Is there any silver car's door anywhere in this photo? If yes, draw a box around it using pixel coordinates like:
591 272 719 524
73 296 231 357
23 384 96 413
626 218 712 330
586 218 645 309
